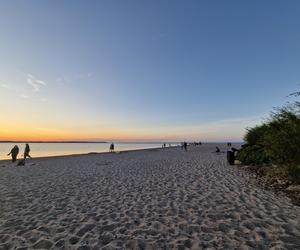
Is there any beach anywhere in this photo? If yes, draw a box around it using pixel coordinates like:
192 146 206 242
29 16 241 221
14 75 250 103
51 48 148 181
0 144 299 249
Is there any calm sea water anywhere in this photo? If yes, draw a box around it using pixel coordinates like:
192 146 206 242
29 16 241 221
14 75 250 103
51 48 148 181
0 142 176 160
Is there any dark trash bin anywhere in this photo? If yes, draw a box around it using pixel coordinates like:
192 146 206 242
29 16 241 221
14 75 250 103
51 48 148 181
227 151 235 165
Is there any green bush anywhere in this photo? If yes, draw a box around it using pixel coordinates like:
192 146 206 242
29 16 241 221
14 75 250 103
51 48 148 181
244 124 269 146
263 107 300 167
238 104 300 179
237 124 270 165
237 144 269 165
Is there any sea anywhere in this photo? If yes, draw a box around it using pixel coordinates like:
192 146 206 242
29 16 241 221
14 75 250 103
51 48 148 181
0 142 178 160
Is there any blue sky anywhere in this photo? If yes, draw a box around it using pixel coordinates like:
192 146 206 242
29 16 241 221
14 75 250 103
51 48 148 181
0 0 299 141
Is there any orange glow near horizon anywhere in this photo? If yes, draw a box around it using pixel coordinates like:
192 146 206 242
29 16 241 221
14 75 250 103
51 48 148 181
0 129 183 142
0 124 244 142
0 113 254 142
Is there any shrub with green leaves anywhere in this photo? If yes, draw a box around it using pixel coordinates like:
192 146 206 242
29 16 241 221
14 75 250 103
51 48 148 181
264 107 300 167
244 124 269 146
238 100 300 179
237 144 269 165
237 124 270 165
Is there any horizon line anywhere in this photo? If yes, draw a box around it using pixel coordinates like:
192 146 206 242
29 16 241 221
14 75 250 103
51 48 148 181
0 140 244 144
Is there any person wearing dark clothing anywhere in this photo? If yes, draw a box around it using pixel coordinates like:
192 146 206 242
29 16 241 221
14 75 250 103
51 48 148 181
109 143 114 152
227 150 235 165
24 144 32 159
183 142 187 151
231 147 239 153
216 146 220 153
8 145 19 162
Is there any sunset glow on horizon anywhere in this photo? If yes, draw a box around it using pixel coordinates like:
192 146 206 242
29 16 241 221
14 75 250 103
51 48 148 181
1 1 299 142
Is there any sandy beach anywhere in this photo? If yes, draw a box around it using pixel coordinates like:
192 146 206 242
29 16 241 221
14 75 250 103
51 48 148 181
0 144 299 249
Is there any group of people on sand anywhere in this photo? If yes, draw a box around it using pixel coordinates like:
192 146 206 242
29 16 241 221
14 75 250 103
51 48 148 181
214 143 240 165
180 141 203 151
181 142 188 151
215 143 238 153
7 144 31 163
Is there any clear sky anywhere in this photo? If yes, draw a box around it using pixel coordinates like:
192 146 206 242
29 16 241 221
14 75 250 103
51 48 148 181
0 0 299 142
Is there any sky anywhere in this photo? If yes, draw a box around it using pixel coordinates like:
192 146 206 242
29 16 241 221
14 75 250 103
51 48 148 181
0 0 299 142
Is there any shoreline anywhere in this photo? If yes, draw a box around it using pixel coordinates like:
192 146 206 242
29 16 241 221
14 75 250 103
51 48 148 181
0 142 243 162
0 141 108 144
0 143 230 163
0 146 167 163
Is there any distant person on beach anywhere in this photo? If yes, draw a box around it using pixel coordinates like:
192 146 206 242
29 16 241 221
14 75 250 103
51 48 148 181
227 142 232 147
183 142 187 151
216 146 220 153
109 143 114 152
227 150 235 165
24 144 32 159
7 145 19 162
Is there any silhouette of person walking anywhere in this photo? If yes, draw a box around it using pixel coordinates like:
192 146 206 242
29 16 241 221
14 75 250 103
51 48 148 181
7 145 19 162
24 144 32 159
109 143 115 152
183 142 187 151
216 146 220 153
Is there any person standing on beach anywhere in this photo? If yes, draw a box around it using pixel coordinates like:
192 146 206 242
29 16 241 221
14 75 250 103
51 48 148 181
24 144 32 159
183 142 187 151
7 145 19 162
109 143 115 152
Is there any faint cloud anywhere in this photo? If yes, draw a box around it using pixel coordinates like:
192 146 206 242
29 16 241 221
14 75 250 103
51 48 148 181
20 94 30 99
27 74 47 92
1 74 48 101
0 82 15 90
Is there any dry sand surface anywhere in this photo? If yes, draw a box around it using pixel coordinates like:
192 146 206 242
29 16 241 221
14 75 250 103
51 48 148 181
0 144 300 250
